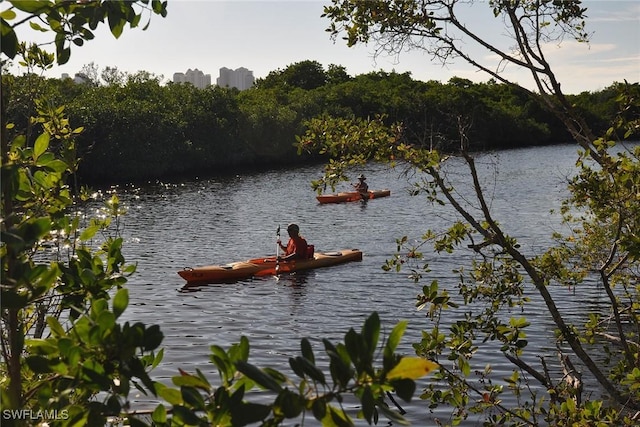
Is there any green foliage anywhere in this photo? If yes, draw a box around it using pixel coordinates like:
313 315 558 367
24 292 165 426
315 3 640 423
300 81 639 424
1 0 167 65
297 114 403 193
0 98 164 426
149 312 437 427
1 2 168 423
0 74 168 423
257 60 329 90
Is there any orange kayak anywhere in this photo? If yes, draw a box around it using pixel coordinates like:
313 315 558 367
316 189 391 204
178 249 363 286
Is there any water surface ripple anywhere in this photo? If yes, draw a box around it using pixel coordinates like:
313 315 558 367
114 144 613 425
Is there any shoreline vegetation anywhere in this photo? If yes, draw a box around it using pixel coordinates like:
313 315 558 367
3 61 625 185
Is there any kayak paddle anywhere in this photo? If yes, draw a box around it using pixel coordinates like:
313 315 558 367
275 225 281 275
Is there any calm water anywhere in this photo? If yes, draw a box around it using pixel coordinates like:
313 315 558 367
113 143 613 425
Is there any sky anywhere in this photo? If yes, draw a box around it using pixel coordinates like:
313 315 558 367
5 0 640 94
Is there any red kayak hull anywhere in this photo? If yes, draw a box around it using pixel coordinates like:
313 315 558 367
178 249 363 285
316 189 391 204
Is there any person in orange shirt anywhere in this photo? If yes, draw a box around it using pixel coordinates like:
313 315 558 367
278 223 309 260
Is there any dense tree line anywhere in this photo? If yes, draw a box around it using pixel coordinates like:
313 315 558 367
3 60 623 184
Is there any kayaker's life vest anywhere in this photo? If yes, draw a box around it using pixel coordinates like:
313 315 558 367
306 245 314 259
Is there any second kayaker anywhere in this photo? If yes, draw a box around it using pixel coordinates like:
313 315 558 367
353 174 369 198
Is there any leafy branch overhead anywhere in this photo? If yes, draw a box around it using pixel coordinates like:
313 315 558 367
299 83 640 424
1 0 167 64
305 1 640 424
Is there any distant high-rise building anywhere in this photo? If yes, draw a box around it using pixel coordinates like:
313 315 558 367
173 68 211 89
217 67 255 91
59 73 91 85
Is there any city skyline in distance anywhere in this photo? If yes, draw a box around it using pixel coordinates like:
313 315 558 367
5 1 639 94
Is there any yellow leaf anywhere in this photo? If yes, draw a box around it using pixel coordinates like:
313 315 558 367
387 357 438 380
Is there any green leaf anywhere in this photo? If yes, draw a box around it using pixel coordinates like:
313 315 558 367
34 150 56 166
385 320 407 358
362 312 381 355
41 158 69 173
21 217 52 246
325 404 353 427
25 355 52 373
157 385 182 405
0 21 18 59
361 385 375 423
236 361 283 392
47 316 66 337
295 356 326 384
1 10 17 19
263 367 287 383
231 402 271 425
171 405 203 425
151 404 167 423
376 401 410 425
301 337 315 363
96 311 116 336
28 20 47 31
289 357 305 379
325 340 353 388
12 1 51 13
25 338 58 355
276 388 304 418
57 45 70 64
172 373 210 391
143 324 164 351
107 8 126 38
181 386 205 410
509 317 530 328
79 223 101 241
391 378 416 402
459 357 471 377
344 329 361 365
148 348 163 370
312 397 327 421
228 335 250 363
33 132 50 160
113 287 129 319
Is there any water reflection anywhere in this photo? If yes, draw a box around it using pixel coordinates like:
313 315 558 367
276 270 313 287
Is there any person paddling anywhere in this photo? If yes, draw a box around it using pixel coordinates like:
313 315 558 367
353 174 369 199
277 223 309 260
